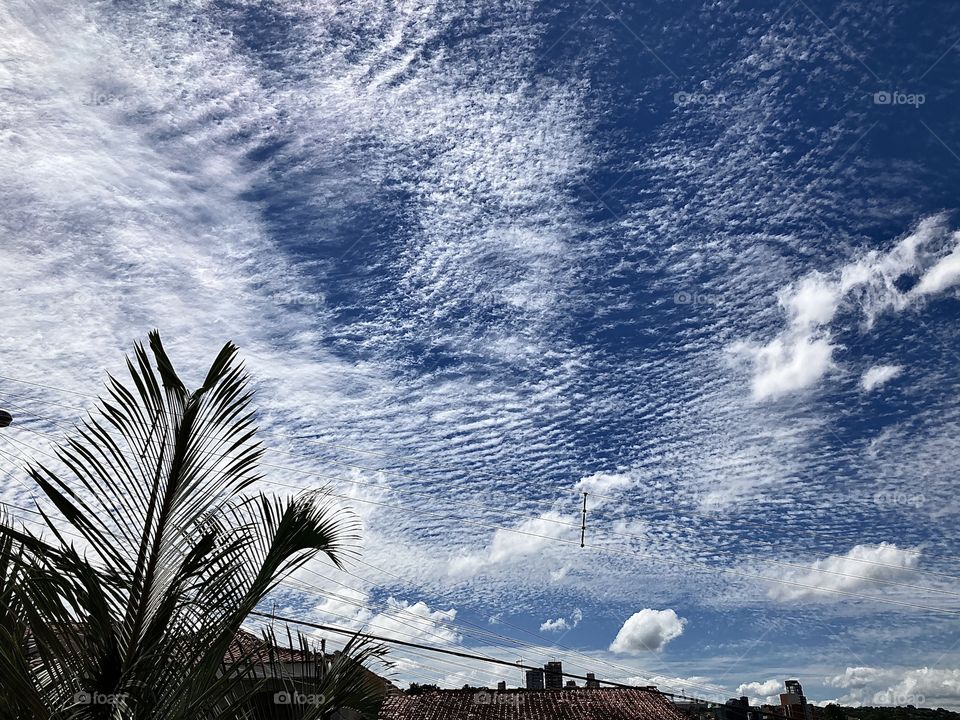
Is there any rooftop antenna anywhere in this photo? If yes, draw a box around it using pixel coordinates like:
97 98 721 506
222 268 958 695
580 492 588 548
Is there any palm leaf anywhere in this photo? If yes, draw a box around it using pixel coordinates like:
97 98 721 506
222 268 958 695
0 331 378 720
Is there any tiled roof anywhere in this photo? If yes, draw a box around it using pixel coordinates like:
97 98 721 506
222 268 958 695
379 687 688 720
223 629 397 693
224 628 314 665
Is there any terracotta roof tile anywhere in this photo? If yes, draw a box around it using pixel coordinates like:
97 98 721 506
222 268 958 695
379 687 688 720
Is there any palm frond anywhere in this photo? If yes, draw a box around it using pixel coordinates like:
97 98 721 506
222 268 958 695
0 331 376 720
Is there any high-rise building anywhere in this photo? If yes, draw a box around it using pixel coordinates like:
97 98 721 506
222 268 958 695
780 680 812 720
586 672 600 688
525 668 544 690
497 681 506 692
544 661 563 689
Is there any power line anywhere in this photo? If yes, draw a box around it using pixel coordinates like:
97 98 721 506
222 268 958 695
0 500 714 699
250 609 639 689
3 429 960 616
244 614 503 689
6 399 959 594
248 610 850 720
300 556 729 699
0 499 517 686
4 385 957 587
0 371 909 547
288 561 709 697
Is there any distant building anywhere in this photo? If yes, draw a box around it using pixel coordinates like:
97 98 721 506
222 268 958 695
544 662 563 689
497 681 506 692
525 668 544 690
586 672 600 688
780 680 813 720
675 699 715 720
565 680 577 688
716 696 751 720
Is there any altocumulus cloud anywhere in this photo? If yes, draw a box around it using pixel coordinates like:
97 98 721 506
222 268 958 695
609 609 686 653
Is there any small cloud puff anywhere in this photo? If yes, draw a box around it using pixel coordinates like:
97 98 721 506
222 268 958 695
540 608 582 633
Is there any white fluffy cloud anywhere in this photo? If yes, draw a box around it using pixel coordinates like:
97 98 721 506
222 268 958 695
448 469 637 578
539 617 570 632
540 608 582 633
914 246 960 296
736 217 960 400
609 608 686 653
313 590 461 645
861 364 903 392
574 472 636 497
826 667 897 689
768 543 920 601
825 667 960 708
447 510 571 577
748 335 835 401
874 668 960 707
737 679 784 705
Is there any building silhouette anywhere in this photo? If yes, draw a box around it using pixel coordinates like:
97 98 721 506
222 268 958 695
544 661 563 689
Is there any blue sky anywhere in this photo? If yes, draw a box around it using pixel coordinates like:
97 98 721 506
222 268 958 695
1 0 960 709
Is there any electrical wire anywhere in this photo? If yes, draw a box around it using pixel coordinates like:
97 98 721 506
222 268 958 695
2 427 960 617
5 400 959 596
